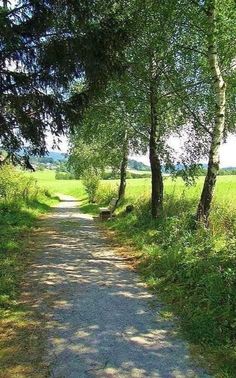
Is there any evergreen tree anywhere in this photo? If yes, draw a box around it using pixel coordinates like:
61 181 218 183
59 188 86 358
0 0 130 159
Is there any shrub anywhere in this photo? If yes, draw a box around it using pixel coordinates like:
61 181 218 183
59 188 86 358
55 171 75 180
96 183 118 204
82 170 100 203
102 171 151 180
0 164 39 207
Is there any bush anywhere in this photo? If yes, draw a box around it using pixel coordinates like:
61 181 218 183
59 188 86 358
126 171 151 179
0 164 39 207
96 183 118 204
82 170 100 203
102 171 151 180
55 171 75 180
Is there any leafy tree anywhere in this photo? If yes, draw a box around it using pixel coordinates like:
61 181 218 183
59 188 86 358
195 0 236 224
69 1 205 217
108 1 188 218
68 80 144 203
169 0 236 224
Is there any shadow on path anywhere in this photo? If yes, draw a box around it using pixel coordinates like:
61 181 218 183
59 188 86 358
22 195 209 378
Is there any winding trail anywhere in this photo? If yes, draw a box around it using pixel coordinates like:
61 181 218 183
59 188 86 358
23 195 209 378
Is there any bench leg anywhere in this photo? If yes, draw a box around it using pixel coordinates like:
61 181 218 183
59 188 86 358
100 210 111 220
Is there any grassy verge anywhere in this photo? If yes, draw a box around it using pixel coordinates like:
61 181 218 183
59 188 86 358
0 166 59 376
102 192 236 377
0 193 58 312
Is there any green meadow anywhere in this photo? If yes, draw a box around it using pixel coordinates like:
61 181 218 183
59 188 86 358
31 169 236 212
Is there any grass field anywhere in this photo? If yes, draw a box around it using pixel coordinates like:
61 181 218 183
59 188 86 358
30 169 236 214
30 170 236 220
30 170 236 377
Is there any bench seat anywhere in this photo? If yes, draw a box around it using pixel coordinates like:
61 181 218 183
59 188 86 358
99 198 118 220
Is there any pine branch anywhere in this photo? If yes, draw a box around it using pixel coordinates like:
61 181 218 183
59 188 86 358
189 0 208 15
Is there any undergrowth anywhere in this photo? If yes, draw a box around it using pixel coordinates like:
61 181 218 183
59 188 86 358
0 164 59 376
0 164 58 313
97 184 236 377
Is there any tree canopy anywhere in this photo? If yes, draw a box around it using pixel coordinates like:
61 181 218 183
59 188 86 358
0 0 131 157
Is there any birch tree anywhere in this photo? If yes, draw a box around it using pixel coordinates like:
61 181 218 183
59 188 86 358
196 0 236 224
165 0 236 224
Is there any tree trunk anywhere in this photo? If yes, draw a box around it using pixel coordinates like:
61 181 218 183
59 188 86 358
118 129 129 202
196 0 226 225
149 58 163 219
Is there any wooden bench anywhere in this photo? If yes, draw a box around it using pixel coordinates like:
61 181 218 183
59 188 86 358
99 197 118 220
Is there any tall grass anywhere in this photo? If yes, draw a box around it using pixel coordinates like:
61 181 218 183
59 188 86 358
0 165 58 311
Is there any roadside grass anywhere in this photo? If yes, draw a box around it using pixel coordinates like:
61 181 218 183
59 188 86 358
0 166 59 376
79 201 100 215
104 178 236 377
0 193 58 311
33 171 236 377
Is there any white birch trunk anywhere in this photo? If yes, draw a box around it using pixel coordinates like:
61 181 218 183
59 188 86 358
196 0 226 224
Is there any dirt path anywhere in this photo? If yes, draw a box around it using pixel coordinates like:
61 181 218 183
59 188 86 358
23 195 209 378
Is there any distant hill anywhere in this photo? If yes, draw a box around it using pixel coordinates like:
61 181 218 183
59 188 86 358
47 151 66 161
128 159 150 171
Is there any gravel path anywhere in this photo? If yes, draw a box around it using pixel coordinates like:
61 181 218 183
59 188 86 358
25 195 209 378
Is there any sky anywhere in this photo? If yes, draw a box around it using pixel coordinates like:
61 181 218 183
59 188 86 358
47 134 236 168
132 135 236 168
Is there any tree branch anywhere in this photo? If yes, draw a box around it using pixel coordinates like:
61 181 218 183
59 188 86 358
176 44 208 57
157 79 208 101
129 123 149 141
160 68 213 137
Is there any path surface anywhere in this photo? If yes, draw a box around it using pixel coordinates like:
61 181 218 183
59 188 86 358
24 196 208 378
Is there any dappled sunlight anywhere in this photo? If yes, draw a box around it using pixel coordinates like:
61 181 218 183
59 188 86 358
18 196 208 377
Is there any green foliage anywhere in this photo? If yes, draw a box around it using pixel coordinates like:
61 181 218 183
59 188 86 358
82 170 100 203
68 140 107 178
0 165 58 311
55 171 76 180
102 170 151 180
126 171 151 179
0 164 39 206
